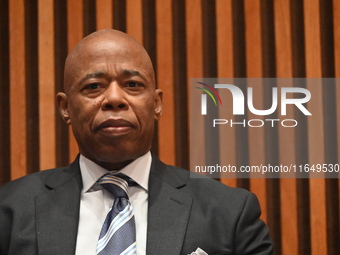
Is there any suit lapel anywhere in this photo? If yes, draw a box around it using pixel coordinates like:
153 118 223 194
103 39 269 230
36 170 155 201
146 157 193 255
35 159 82 255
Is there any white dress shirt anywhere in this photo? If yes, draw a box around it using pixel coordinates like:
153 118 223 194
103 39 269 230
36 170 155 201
75 152 151 255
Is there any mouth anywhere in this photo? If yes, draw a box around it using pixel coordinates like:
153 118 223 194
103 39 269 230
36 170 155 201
95 119 135 136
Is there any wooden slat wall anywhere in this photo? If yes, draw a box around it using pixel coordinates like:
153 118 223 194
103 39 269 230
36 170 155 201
156 0 176 164
9 0 27 181
244 0 268 228
0 0 339 254
38 0 56 170
274 0 298 254
216 0 237 188
304 1 328 255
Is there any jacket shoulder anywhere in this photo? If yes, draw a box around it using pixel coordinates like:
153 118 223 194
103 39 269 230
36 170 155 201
0 160 81 204
152 156 252 206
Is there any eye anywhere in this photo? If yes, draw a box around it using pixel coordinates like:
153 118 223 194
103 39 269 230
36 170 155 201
127 81 139 88
88 83 100 89
80 82 103 96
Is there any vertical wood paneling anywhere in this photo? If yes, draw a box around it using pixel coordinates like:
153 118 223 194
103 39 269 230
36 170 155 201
291 1 312 254
231 0 249 190
201 0 218 177
67 0 84 162
335 0 340 78
335 0 340 75
112 0 127 31
96 0 113 30
274 0 298 254
25 0 39 173
334 2 340 250
186 0 203 83
54 0 69 167
172 0 189 169
38 0 56 170
83 0 97 35
0 0 10 185
261 1 281 252
304 1 327 255
245 0 263 78
1 1 340 254
216 0 237 188
9 0 27 180
244 0 268 225
186 0 205 171
274 0 293 78
320 1 339 254
156 0 176 165
126 0 143 43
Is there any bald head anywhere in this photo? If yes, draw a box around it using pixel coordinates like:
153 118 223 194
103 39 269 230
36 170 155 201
64 29 155 94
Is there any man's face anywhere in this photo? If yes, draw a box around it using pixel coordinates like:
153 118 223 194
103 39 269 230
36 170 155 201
57 32 162 169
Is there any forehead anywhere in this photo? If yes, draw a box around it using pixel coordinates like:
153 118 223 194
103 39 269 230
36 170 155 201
64 35 154 88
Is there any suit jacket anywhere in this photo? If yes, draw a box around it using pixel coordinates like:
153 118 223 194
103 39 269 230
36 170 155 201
0 155 273 255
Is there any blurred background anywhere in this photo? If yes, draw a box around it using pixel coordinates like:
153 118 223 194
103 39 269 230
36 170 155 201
0 0 339 254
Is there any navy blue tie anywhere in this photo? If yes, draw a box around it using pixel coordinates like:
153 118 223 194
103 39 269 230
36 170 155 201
96 174 137 255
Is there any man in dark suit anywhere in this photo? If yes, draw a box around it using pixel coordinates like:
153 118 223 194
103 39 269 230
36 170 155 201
0 29 273 255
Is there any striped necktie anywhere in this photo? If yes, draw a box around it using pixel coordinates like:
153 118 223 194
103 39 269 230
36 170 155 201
96 174 137 255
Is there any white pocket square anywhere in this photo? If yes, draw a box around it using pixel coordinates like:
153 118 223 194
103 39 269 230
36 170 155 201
188 247 208 255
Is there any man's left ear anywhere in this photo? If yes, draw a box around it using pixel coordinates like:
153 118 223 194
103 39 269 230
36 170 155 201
154 89 163 120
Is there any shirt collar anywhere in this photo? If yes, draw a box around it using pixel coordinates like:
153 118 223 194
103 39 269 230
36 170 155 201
79 151 151 193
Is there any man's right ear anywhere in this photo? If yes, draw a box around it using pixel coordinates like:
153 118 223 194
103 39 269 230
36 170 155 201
56 92 71 125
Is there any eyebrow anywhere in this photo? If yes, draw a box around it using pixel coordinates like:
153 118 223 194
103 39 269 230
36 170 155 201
80 71 106 84
79 69 148 84
122 69 147 82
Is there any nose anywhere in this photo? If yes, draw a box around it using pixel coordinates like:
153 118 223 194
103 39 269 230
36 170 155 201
101 82 128 111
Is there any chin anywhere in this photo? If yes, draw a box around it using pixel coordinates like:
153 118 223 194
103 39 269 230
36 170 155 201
79 137 150 165
96 146 148 163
